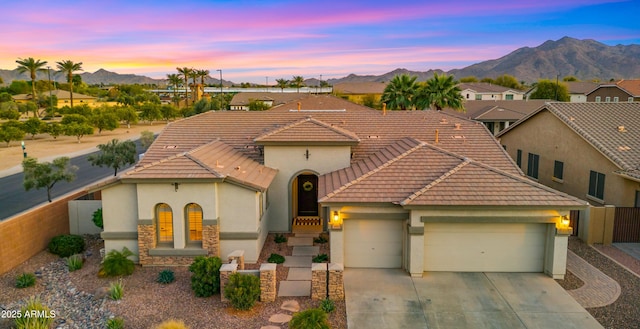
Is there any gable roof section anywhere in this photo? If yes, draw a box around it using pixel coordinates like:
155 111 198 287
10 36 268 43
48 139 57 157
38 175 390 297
124 139 277 190
564 81 598 94
616 79 640 96
319 137 584 207
254 117 360 145
458 83 523 94
444 100 547 121
498 102 640 181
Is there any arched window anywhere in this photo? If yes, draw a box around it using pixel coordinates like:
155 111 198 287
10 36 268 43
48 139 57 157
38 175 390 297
186 203 203 242
156 203 173 243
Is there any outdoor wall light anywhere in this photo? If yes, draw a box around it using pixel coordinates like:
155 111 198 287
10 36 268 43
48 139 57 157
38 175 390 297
331 211 342 230
560 215 570 228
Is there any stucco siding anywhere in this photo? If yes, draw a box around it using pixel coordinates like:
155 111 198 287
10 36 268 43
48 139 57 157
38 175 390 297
218 183 259 232
102 184 138 233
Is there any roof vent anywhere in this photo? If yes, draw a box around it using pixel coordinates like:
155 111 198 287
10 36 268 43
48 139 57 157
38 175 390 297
454 123 462 130
367 135 380 139
618 126 627 132
440 118 448 124
164 145 177 149
618 146 631 151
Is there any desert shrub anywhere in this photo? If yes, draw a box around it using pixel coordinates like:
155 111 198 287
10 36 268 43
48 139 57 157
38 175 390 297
92 208 103 229
223 273 261 310
267 253 285 264
189 256 222 297
100 247 135 277
314 233 329 244
109 279 124 300
157 269 175 284
67 254 84 272
106 317 125 329
274 233 288 243
13 297 54 329
312 254 329 263
155 319 189 329
290 308 331 329
15 273 36 288
320 298 335 313
48 234 85 257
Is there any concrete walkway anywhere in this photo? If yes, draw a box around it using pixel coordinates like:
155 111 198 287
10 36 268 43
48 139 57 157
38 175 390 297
566 250 621 308
277 233 318 297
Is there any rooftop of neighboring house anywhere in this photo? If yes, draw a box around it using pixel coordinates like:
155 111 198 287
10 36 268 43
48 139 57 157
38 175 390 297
458 83 524 94
228 92 304 107
332 82 387 94
586 79 640 96
498 102 640 181
564 81 598 94
12 89 96 101
442 100 549 121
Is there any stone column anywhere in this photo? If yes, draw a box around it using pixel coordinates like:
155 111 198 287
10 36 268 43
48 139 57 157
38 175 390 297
311 263 327 301
219 263 238 302
260 263 277 302
202 220 220 257
137 224 155 265
328 263 344 301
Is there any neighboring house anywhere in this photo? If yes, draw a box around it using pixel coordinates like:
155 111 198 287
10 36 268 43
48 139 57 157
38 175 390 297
12 90 97 107
333 82 387 104
92 95 585 279
443 100 548 135
564 81 598 103
458 83 524 101
497 102 640 207
228 92 303 110
586 79 640 103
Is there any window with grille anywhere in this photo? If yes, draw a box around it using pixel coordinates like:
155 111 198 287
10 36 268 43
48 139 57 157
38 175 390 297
185 203 203 242
156 203 173 243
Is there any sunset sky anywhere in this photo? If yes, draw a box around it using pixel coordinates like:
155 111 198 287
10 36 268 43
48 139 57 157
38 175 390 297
2 0 638 83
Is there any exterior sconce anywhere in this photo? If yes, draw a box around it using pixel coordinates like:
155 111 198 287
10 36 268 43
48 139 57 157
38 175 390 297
331 211 342 230
561 215 570 228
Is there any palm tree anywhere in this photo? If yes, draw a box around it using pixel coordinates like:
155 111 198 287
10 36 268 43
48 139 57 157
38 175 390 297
276 78 288 92
56 60 83 108
166 73 182 107
15 57 48 117
417 73 464 112
291 76 305 93
176 67 193 107
189 70 199 101
381 74 418 111
196 69 210 87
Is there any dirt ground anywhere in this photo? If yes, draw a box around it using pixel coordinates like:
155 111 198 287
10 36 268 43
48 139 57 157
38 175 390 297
0 123 167 172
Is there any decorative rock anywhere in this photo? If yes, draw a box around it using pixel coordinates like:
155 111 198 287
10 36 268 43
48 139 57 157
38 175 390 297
260 326 281 329
94 287 110 299
280 300 300 312
269 313 293 324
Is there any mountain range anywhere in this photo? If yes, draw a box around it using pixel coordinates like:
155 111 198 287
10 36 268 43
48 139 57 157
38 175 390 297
1 37 639 86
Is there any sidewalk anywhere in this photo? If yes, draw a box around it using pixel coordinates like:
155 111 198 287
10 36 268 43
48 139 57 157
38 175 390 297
566 250 621 308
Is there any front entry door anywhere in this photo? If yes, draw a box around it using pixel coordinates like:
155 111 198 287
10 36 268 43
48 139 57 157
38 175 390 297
297 174 318 216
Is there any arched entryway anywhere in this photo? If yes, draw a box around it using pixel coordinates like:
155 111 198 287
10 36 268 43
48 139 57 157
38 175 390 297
291 172 322 231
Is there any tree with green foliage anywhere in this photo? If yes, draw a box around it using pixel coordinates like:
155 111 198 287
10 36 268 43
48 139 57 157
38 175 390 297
116 106 138 128
417 73 464 112
88 139 137 176
529 79 570 101
0 101 20 120
166 73 182 107
62 114 94 143
0 92 12 102
22 156 77 202
160 104 180 122
8 80 31 95
248 99 270 111
46 122 64 139
140 130 155 150
460 76 478 83
276 78 288 92
23 117 44 139
0 120 25 146
64 104 93 117
92 110 119 134
139 103 162 124
18 101 38 117
291 76 305 93
493 74 522 90
177 67 193 107
56 60 83 108
15 57 48 117
381 74 418 111
563 76 579 82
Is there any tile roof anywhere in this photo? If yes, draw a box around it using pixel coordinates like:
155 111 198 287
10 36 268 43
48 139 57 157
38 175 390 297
616 79 640 96
564 81 598 94
458 83 524 94
445 100 548 121
498 102 640 181
124 139 277 190
229 92 304 106
318 138 585 206
333 82 387 94
254 117 360 145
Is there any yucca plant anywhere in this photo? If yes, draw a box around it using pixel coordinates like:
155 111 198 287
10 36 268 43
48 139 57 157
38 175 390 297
109 279 124 300
67 254 83 272
157 269 175 284
15 273 36 288
13 297 54 329
320 298 335 313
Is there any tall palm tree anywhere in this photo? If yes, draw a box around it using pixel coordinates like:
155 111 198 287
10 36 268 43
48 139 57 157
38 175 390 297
276 78 288 92
15 57 48 117
381 74 418 111
417 73 464 112
196 69 210 87
189 70 198 101
291 76 305 93
166 73 182 107
176 67 193 107
56 60 83 108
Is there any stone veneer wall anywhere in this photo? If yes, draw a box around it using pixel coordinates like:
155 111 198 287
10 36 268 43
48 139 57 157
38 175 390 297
137 224 156 265
137 222 220 266
260 263 277 302
311 263 328 300
202 224 220 257
328 263 345 301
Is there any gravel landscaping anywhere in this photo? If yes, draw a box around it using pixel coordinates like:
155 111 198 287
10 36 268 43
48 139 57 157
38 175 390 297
0 233 345 329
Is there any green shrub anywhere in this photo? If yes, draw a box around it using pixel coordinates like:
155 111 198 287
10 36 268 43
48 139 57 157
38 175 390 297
13 297 54 329
223 273 261 310
100 247 135 277
312 254 329 263
290 308 331 329
320 298 335 313
154 319 189 329
157 269 175 284
189 256 222 297
109 279 124 300
15 273 36 288
67 254 84 272
106 317 125 329
314 233 329 244
274 233 288 243
267 253 285 264
48 234 85 257
92 208 103 229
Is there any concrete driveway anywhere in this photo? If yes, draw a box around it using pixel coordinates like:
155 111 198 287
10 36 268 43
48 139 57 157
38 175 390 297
344 269 603 329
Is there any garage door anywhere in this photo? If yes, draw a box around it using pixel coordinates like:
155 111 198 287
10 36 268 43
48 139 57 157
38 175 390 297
424 223 547 272
345 219 403 268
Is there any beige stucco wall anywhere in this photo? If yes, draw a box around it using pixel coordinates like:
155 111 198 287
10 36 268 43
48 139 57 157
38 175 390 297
101 184 139 260
218 183 258 232
68 200 103 235
500 110 640 206
264 145 352 231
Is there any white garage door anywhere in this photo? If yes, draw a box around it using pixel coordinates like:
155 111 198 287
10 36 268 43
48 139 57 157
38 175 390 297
345 219 403 268
424 223 547 272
